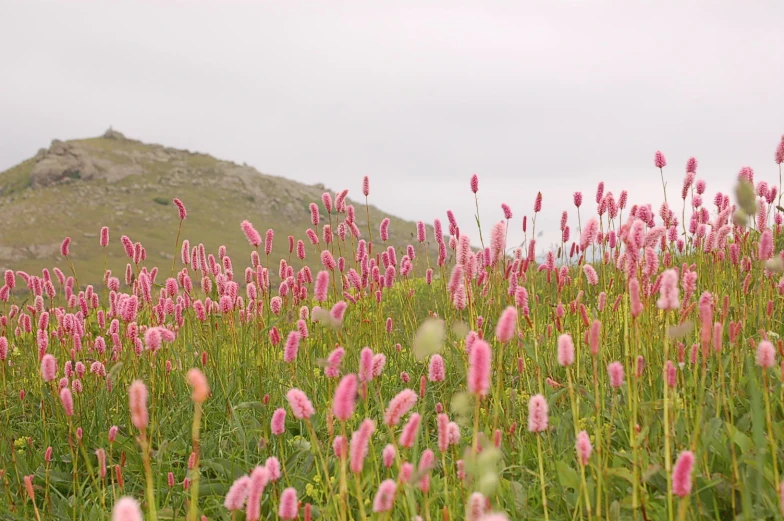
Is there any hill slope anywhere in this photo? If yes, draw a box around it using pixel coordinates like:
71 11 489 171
0 130 437 284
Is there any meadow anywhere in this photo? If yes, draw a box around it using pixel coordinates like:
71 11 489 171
2 136 784 521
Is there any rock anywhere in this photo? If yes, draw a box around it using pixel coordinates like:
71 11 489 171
102 128 127 140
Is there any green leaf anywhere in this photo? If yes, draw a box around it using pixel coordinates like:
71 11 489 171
556 460 580 490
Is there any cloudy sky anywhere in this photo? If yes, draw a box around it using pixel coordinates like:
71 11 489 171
2 1 783 250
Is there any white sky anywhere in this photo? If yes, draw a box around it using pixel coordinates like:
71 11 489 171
2 0 783 250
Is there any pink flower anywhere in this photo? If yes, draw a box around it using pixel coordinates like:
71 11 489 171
672 450 695 497
757 340 776 368
490 221 506 264
330 301 348 324
284 331 300 363
129 380 148 429
759 229 773 260
314 270 330 302
100 226 109 247
271 408 286 435
580 217 599 250
224 475 251 511
589 320 601 356
557 334 575 367
240 221 262 248
111 497 143 521
286 388 315 420
60 237 71 257
470 174 479 193
187 368 209 403
265 456 281 481
333 435 347 458
527 394 548 433
349 419 376 473
385 389 417 426
173 198 187 220
382 444 396 468
656 269 680 311
428 355 445 382
608 362 624 388
373 479 397 512
245 466 270 521
468 339 491 396
495 306 517 344
399 413 421 448
655 150 667 168
60 387 74 416
583 265 598 286
362 176 370 196
576 430 592 465
359 347 374 382
437 413 449 452
573 192 583 208
666 360 677 387
333 374 358 421
278 487 298 520
41 354 57 382
380 218 390 241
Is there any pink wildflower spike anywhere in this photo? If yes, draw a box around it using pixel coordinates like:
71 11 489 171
109 426 118 443
757 340 776 368
330 300 348 324
362 176 370 196
100 226 109 247
240 221 262 248
428 354 445 382
111 497 143 521
279 487 298 520
60 237 71 257
265 457 281 481
187 368 209 403
41 354 57 382
657 269 680 310
573 192 583 208
589 319 601 356
173 198 187 220
245 466 270 521
666 360 677 387
399 413 421 448
557 334 575 367
655 150 667 168
128 381 149 429
271 408 286 435
284 331 300 363
286 388 315 420
359 347 374 382
534 192 542 213
60 387 74 416
372 479 397 513
385 389 417 426
349 419 376 473
333 435 348 458
576 430 592 465
224 475 251 511
437 413 449 452
495 306 517 343
382 444 396 468
468 339 491 396
333 374 358 421
527 394 548 432
467 492 486 521
380 218 390 241
672 450 695 497
608 362 624 388
477 514 510 521
470 174 479 193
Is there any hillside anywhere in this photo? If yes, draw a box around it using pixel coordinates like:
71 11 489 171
0 130 438 285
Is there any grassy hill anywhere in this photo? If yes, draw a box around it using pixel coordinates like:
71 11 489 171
0 130 438 285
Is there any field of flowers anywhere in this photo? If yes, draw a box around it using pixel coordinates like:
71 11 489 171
2 136 784 521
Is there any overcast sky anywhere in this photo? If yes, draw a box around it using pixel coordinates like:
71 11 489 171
2 1 783 251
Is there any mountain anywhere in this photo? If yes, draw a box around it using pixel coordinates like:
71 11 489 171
0 130 438 285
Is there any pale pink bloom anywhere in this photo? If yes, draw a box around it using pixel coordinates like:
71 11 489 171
265 456 281 481
417 449 435 492
382 444 396 468
224 475 251 511
372 479 397 512
271 408 286 435
757 340 776 368
490 221 506 264
385 389 417 426
60 387 74 416
672 450 695 497
468 339 491 396
608 362 624 388
428 354 445 382
241 221 262 248
437 413 449 452
112 497 143 521
557 334 575 367
349 419 376 473
333 374 358 421
399 413 421 448
362 176 370 196
372 353 387 377
60 237 71 257
527 394 548 432
187 368 209 403
173 198 187 220
495 306 517 343
666 360 677 387
576 430 592 465
467 492 486 521
284 331 300 363
470 174 479 193
129 380 148 429
359 347 374 382
583 265 598 286
656 269 680 310
245 466 270 521
333 435 348 458
589 319 601 356
478 514 509 521
41 354 57 382
380 218 390 241
278 487 298 520
286 388 315 420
